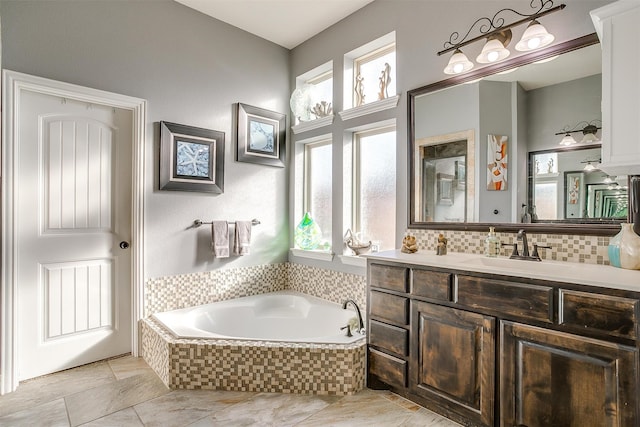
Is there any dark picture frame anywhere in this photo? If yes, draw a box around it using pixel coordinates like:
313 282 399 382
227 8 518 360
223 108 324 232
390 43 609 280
235 103 286 167
564 171 585 219
159 121 225 193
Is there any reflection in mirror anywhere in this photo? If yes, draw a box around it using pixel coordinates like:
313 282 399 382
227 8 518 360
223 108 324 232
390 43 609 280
415 130 474 223
408 34 623 234
529 145 628 222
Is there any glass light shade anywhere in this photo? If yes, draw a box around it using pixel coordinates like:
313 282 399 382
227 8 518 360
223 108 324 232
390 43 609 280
580 132 600 143
443 49 474 75
476 38 510 64
583 162 597 172
559 133 577 146
515 20 555 52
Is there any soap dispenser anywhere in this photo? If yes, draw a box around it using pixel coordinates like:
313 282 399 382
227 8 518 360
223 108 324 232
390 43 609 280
484 227 500 257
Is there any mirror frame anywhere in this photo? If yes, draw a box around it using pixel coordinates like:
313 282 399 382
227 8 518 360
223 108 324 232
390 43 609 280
408 33 621 236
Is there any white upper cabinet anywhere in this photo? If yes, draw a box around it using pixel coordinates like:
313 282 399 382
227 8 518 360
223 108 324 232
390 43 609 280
591 1 640 176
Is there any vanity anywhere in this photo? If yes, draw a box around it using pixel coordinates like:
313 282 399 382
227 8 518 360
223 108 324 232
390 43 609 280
366 251 640 427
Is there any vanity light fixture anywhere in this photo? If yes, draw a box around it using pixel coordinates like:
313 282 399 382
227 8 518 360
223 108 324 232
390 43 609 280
444 49 474 75
515 20 555 51
555 120 602 146
476 31 512 64
437 1 565 75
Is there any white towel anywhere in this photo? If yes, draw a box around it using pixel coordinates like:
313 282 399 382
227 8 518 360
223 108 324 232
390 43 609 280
212 221 229 258
233 221 252 256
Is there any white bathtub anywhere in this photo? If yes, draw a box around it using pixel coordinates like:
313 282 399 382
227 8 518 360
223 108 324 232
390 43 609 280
152 290 365 344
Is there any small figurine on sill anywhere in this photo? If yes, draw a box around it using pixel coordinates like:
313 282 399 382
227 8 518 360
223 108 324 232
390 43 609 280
401 234 418 254
436 233 448 256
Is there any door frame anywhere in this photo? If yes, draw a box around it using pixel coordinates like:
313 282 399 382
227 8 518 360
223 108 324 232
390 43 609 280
1 70 146 394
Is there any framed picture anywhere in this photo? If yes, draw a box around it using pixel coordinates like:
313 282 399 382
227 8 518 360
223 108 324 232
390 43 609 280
487 134 508 191
437 173 454 206
564 171 585 218
235 103 286 167
159 121 225 193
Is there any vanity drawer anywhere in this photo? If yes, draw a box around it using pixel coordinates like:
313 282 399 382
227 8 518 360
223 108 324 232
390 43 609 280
559 290 639 340
368 348 407 388
457 275 553 324
411 269 451 301
370 264 408 293
369 319 409 356
370 291 409 325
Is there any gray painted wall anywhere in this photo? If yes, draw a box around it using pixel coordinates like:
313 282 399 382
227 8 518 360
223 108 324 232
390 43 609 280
1 0 291 279
289 0 612 273
479 81 513 223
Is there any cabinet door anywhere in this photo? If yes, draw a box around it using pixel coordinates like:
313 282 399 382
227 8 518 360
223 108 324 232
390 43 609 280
410 300 495 427
500 321 639 427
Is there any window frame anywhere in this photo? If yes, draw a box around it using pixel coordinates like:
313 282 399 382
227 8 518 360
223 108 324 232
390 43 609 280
352 125 396 236
353 43 396 106
302 139 332 239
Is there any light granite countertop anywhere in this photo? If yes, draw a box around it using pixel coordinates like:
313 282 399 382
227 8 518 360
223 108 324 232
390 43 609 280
365 250 640 293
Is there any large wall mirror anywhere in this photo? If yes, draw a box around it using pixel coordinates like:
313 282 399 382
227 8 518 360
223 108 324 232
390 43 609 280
408 33 624 235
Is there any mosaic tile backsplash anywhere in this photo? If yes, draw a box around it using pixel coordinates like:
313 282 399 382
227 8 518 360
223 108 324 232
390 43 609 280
145 263 367 316
408 229 612 265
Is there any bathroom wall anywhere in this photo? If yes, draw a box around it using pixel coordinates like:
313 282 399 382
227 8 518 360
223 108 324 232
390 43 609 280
0 0 291 279
289 0 616 273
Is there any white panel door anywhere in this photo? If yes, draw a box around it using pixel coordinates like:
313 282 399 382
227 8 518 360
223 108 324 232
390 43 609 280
17 90 132 380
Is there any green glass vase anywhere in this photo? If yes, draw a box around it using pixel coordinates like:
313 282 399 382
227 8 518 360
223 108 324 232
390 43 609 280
294 212 322 250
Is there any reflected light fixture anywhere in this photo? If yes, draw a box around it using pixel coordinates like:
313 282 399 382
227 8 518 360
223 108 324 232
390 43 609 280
559 132 578 146
581 158 601 172
437 1 565 75
444 49 474 75
515 20 555 51
555 120 602 146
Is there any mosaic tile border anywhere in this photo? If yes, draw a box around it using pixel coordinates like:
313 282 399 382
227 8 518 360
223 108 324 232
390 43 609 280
407 229 611 265
142 318 366 395
145 263 288 316
145 262 367 316
287 263 367 314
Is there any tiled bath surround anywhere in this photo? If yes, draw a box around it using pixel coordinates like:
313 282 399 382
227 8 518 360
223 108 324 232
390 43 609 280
143 263 367 395
141 318 366 395
408 229 612 265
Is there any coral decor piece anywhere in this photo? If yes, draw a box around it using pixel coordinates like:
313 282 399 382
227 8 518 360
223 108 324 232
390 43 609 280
487 134 508 191
378 63 392 100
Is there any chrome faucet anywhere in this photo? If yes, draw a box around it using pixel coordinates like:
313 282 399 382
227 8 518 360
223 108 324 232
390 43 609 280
342 299 365 334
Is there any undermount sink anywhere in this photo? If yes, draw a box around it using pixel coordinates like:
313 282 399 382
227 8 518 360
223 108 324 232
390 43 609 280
460 256 573 275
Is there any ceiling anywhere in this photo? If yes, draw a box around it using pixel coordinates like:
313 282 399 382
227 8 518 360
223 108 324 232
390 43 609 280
175 0 375 49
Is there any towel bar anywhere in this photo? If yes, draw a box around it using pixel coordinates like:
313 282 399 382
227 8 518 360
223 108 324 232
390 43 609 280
193 218 260 228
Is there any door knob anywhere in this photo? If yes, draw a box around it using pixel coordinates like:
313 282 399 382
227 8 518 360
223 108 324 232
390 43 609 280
119 241 130 249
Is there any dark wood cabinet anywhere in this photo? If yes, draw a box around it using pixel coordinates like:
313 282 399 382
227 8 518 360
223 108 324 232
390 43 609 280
500 321 639 427
411 301 495 427
367 260 640 427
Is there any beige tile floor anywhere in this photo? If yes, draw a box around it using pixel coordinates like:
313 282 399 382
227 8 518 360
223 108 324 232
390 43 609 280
0 355 461 426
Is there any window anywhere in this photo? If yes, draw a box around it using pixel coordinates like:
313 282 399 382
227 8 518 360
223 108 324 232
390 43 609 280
303 140 332 246
292 62 333 125
305 71 332 118
353 44 396 107
353 126 396 251
343 32 396 111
